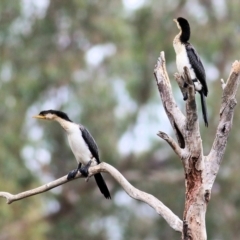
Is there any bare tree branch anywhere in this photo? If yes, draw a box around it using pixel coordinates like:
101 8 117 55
0 162 183 233
205 60 240 189
184 66 198 129
157 131 187 159
183 66 204 171
174 72 188 101
154 52 186 148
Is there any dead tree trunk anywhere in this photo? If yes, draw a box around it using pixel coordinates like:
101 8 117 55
0 52 240 240
154 52 240 240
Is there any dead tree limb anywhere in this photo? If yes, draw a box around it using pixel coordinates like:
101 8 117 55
154 52 240 240
0 162 183 233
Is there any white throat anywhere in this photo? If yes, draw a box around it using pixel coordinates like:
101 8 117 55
173 32 183 54
55 117 76 133
173 33 197 80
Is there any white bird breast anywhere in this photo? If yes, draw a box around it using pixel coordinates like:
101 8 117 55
67 129 92 166
174 43 202 91
175 46 196 78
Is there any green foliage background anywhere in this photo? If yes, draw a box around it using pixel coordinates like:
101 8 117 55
0 0 240 239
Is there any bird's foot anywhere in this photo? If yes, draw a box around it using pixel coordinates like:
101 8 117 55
67 163 82 180
80 160 92 177
67 169 78 180
183 92 188 101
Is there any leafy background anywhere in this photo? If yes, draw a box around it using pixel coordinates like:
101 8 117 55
0 0 240 239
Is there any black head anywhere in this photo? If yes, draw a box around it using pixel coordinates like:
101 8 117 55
35 110 72 122
176 17 191 42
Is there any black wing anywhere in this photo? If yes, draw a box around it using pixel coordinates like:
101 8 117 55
80 126 100 164
186 43 208 96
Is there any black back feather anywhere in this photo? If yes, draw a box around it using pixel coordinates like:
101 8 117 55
94 174 111 199
80 126 100 164
80 126 111 199
185 43 208 96
199 91 208 127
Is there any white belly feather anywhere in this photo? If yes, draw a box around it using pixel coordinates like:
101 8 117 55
56 119 95 166
176 46 196 78
67 128 92 166
174 42 202 91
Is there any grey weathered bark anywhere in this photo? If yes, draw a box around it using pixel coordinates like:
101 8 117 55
154 52 240 240
0 52 239 239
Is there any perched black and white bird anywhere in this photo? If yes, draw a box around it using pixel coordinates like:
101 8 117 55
33 110 111 199
173 17 208 127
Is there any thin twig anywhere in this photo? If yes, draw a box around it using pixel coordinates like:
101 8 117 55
157 131 187 159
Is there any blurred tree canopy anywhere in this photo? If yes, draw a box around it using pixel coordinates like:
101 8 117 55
0 0 240 239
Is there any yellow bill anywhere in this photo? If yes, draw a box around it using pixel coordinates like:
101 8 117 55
32 115 46 119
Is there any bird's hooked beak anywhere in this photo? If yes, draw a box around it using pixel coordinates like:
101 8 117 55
32 115 46 120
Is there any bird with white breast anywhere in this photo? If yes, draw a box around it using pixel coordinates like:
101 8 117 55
33 110 111 199
173 17 208 127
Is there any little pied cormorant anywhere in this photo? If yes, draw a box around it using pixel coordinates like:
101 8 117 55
33 110 111 199
173 17 208 127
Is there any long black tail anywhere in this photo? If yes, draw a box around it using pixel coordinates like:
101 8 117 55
94 173 111 199
199 91 208 127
